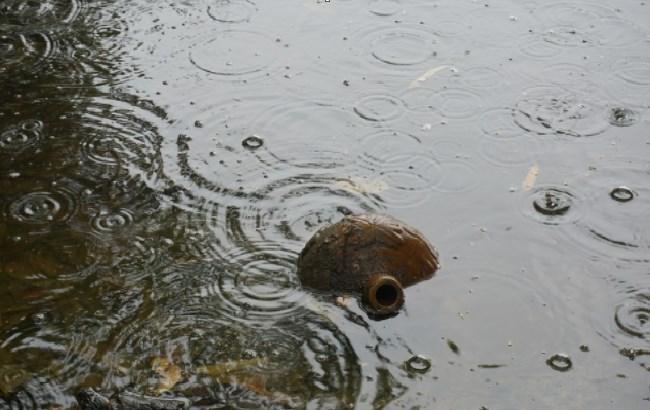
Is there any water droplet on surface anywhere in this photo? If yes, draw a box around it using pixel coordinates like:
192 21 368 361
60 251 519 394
242 135 264 150
546 353 572 371
405 355 431 373
610 186 635 203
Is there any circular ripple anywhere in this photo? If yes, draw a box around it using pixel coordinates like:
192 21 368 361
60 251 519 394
8 183 78 226
189 30 279 77
0 32 54 77
402 87 483 119
535 2 617 26
467 6 534 47
91 209 134 235
210 242 307 324
522 186 579 225
542 25 593 47
168 95 324 202
479 135 540 167
513 86 609 137
541 63 591 86
615 292 650 339
75 94 166 187
353 94 404 123
461 66 505 89
354 25 439 72
368 0 402 16
298 313 362 402
432 160 480 193
589 18 645 48
356 130 441 207
613 57 650 86
480 108 525 140
207 0 256 23
249 102 357 171
518 34 562 60
535 3 643 47
0 0 82 27
562 161 650 262
0 119 44 154
371 32 432 66
265 179 378 244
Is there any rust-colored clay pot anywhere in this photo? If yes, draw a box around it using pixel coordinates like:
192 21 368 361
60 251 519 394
297 214 439 315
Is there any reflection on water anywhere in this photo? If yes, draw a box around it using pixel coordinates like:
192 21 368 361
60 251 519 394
1 0 650 408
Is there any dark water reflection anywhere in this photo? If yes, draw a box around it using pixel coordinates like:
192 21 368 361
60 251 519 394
1 0 650 408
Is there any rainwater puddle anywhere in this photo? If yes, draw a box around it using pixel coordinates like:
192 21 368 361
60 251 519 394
1 0 649 408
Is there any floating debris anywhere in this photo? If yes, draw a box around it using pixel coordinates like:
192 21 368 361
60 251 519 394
409 65 452 88
522 164 539 191
477 364 506 369
447 339 460 355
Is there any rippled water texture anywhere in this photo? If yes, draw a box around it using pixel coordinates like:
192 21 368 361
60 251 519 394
1 0 649 408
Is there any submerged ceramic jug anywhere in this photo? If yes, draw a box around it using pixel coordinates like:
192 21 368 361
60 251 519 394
297 214 439 315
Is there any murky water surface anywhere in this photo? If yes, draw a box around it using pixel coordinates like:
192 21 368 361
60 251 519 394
1 0 649 408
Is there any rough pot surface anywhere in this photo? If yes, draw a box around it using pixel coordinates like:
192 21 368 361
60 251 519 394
297 214 439 314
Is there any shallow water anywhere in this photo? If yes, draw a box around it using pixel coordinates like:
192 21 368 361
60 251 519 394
1 0 649 408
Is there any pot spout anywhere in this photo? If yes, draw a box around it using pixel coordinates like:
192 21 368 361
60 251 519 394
363 274 404 315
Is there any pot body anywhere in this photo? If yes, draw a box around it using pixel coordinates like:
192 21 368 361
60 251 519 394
297 214 439 294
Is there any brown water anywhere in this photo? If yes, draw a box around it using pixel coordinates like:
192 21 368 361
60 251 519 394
1 0 649 408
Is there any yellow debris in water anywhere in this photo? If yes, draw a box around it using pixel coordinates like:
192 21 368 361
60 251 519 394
151 357 182 393
335 176 388 195
409 65 452 88
197 358 266 378
522 164 539 191
197 358 272 397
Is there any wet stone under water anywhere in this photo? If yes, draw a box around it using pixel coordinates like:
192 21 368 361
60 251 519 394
1 0 650 408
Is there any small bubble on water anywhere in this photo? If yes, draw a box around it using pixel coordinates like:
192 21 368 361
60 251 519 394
194 120 203 128
242 135 264 150
579 345 590 352
610 186 635 202
546 353 572 372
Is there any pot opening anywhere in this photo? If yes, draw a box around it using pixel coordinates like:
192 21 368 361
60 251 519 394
375 283 399 307
365 274 404 315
